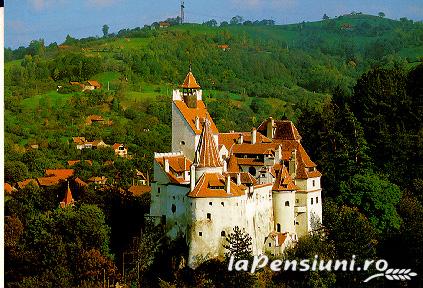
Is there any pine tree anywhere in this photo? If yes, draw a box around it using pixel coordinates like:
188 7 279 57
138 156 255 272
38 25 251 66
223 226 252 261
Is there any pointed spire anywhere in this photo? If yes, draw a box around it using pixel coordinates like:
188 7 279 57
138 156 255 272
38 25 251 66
61 181 75 208
195 118 222 168
181 66 200 89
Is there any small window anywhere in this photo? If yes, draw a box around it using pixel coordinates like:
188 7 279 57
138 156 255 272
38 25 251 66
312 180 316 187
316 197 319 204
277 223 281 232
296 199 299 204
199 232 202 236
285 201 289 207
221 231 226 237
209 202 212 206
158 187 161 194
207 213 211 220
161 215 166 225
171 204 176 213
269 243 271 247
296 221 299 225
180 141 185 145
221 202 224 207
248 166 256 175
173 196 175 200
311 198 313 205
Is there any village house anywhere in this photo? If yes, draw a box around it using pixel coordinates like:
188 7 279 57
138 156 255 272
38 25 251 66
159 21 170 28
113 143 128 158
148 68 323 268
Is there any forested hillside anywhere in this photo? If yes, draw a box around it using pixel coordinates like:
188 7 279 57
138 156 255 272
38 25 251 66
4 13 423 287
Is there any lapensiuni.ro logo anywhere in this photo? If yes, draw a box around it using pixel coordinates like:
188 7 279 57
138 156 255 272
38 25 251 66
228 255 418 283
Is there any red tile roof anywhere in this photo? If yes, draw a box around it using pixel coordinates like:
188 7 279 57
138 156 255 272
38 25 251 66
227 155 240 173
128 185 151 196
72 137 86 145
218 131 271 150
87 80 101 88
237 158 265 166
17 179 39 189
181 71 200 89
268 232 288 246
45 169 74 179
67 160 93 166
273 166 298 191
4 183 15 194
155 155 192 184
195 119 222 168
232 143 280 155
257 119 302 141
225 172 257 186
173 100 219 135
188 173 245 198
60 184 75 208
113 143 124 150
75 177 88 187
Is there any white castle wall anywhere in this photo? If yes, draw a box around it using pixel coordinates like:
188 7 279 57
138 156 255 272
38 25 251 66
273 190 296 234
188 195 248 267
172 102 197 161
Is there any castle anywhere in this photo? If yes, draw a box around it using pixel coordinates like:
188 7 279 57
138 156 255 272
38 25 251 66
148 68 322 267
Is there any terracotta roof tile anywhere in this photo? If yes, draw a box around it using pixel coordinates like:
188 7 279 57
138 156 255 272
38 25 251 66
181 71 200 89
273 166 298 191
4 183 16 194
232 143 280 155
155 155 192 184
37 177 62 186
87 80 101 88
173 100 219 135
60 185 75 207
45 169 74 179
225 172 257 186
257 119 302 141
237 158 265 166
17 179 39 189
67 160 93 166
188 173 245 198
195 119 222 168
268 231 288 246
75 177 88 187
128 185 151 196
218 132 271 150
227 155 240 173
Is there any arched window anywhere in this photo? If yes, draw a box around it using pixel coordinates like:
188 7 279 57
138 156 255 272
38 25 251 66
285 201 290 207
180 141 185 145
248 166 256 176
277 223 281 232
171 204 176 213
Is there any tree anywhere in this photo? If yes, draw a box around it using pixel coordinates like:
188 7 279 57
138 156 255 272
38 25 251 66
230 16 243 25
223 226 252 261
102 24 109 37
339 172 402 232
322 14 330 20
378 12 385 18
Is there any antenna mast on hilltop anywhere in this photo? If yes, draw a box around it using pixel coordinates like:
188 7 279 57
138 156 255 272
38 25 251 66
180 1 185 24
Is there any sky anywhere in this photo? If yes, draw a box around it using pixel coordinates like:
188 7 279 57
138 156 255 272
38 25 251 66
5 0 423 49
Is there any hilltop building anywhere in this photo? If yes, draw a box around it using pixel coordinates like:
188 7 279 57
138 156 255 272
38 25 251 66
148 68 322 267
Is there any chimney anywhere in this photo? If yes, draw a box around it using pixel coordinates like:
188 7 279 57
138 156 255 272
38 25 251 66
289 149 297 177
164 158 170 173
275 145 282 162
226 175 231 194
238 134 244 144
237 173 241 185
190 164 196 191
252 128 257 144
267 117 275 139
195 116 200 130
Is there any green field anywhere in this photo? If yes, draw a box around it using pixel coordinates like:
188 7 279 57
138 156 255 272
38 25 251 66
21 90 75 109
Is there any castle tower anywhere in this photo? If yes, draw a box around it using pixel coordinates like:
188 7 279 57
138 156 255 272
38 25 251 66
194 118 223 181
272 166 297 234
171 66 217 160
181 65 200 108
